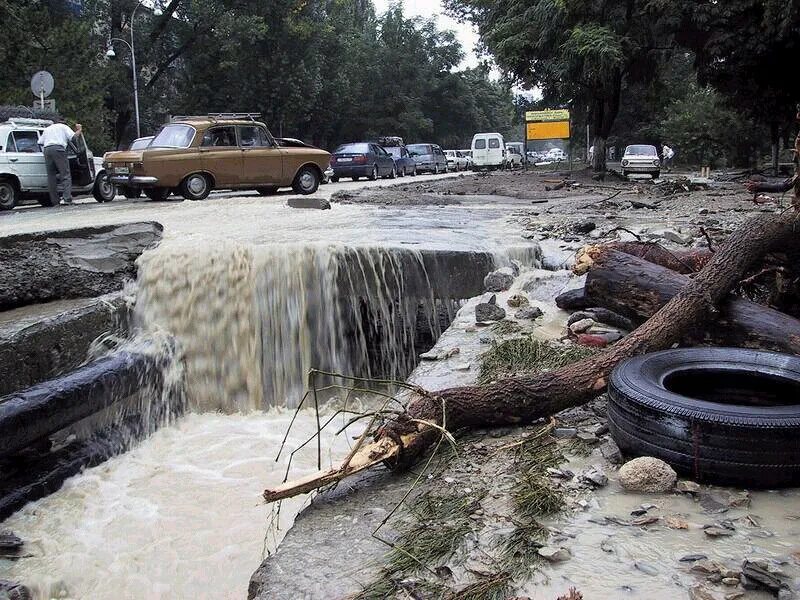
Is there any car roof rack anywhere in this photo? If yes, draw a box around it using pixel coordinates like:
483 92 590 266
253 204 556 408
5 118 54 127
171 113 262 123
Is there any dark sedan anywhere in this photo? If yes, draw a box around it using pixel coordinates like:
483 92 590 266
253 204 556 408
330 143 396 181
383 145 417 176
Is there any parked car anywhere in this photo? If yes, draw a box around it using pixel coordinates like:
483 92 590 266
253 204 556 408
506 142 525 162
457 149 474 168
545 148 567 161
407 143 448 174
129 136 154 150
444 150 470 171
104 114 330 200
0 117 114 209
471 132 506 170
275 137 334 183
506 146 524 169
382 145 417 177
621 144 661 178
330 142 396 181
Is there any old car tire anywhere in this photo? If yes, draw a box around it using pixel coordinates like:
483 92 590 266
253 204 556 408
292 166 320 195
144 188 171 202
181 173 212 201
92 172 116 203
367 165 378 181
608 348 800 488
0 179 18 210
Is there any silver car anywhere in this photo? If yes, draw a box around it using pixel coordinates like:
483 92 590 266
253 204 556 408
621 144 661 178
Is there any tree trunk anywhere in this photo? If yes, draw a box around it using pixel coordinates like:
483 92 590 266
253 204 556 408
264 209 800 502
574 242 713 276
583 248 800 354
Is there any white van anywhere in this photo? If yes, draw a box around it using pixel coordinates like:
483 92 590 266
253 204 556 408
471 132 506 170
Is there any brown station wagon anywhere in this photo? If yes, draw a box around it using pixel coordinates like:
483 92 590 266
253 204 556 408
104 114 331 200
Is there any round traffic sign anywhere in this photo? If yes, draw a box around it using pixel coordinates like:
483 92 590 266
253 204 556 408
31 71 55 98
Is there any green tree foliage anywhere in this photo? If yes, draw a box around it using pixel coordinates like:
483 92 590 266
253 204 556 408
0 0 518 151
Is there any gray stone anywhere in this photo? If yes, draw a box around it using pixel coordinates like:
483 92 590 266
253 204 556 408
483 269 515 292
537 546 571 562
580 466 608 488
553 427 578 439
689 584 725 600
576 432 599 444
635 562 659 576
573 220 596 234
286 197 331 210
569 318 596 334
703 526 735 538
600 439 623 464
475 302 506 323
515 306 543 320
506 293 529 308
676 480 701 494
617 457 677 493
680 554 709 563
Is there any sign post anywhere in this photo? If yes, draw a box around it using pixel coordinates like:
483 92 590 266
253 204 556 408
30 71 55 111
525 109 571 169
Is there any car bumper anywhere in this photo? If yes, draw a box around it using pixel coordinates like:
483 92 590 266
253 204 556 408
622 164 659 173
108 174 159 186
332 165 371 177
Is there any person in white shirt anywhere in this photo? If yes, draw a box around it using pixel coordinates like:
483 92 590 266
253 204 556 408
40 119 82 206
662 144 675 172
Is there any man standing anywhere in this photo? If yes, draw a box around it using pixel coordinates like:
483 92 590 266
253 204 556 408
40 119 82 206
662 143 675 172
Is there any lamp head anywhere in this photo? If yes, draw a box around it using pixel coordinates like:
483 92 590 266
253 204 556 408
105 46 116 59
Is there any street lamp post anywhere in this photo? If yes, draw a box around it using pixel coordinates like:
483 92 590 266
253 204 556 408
106 1 161 139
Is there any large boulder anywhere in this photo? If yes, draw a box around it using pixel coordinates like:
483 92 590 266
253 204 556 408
617 456 677 493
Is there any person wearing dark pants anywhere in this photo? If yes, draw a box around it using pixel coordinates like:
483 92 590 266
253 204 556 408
40 120 82 206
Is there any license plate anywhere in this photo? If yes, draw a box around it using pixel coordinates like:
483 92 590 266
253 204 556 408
338 158 352 163
114 166 129 174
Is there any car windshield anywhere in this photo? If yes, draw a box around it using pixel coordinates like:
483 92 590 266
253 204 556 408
334 143 370 154
130 137 153 150
407 144 430 156
150 125 195 148
385 147 402 157
625 145 657 156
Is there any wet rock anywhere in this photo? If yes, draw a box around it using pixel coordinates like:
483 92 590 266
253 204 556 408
576 432 599 444
547 467 574 479
515 306 543 320
722 578 740 586
680 554 709 563
617 457 677 493
569 318 596 334
573 220 596 234
689 584 725 600
476 301 506 323
0 580 31 600
703 526 735 538
725 593 745 600
700 493 730 514
660 229 692 245
635 562 659 576
586 423 609 436
0 532 23 551
507 294 529 308
483 268 515 292
664 515 689 530
576 332 622 347
676 480 701 495
691 560 721 575
579 466 608 488
599 438 623 464
538 546 571 562
741 559 787 594
286 197 331 210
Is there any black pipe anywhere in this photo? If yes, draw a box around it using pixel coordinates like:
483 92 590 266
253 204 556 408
0 350 164 458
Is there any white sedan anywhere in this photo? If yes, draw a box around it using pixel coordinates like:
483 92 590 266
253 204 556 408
444 150 470 171
621 144 661 178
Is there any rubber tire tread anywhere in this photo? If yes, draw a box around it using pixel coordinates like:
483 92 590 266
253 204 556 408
608 347 800 487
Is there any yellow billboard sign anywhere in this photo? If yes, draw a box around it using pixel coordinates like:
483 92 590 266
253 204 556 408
525 109 570 122
526 120 570 140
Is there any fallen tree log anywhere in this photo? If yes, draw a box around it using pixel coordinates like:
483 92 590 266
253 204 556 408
582 248 800 354
264 209 800 503
573 241 712 275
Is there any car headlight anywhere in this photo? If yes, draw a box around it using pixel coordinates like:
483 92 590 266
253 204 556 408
622 159 629 167
653 159 660 166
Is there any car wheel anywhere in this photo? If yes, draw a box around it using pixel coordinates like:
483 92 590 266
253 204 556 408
609 347 800 487
92 172 116 203
144 187 171 202
122 186 141 199
330 176 339 183
434 164 440 175
399 167 406 177
367 165 378 181
180 173 212 200
388 165 397 179
412 166 417 176
0 179 19 210
292 165 320 195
